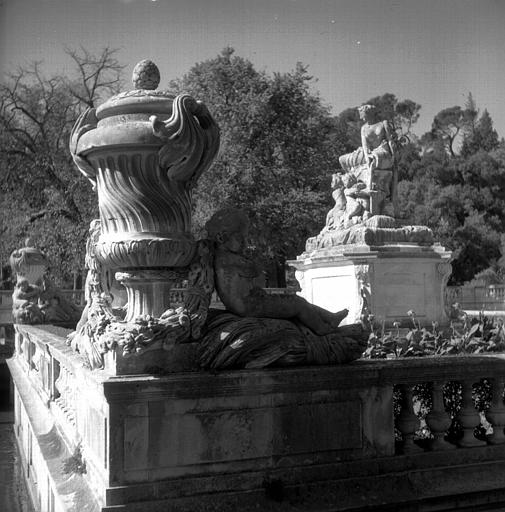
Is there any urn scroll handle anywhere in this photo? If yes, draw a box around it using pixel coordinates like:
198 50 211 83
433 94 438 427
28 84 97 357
150 93 220 185
69 107 99 189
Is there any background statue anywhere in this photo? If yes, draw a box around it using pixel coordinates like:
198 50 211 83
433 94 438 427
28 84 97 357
12 279 43 324
337 104 398 220
359 104 396 181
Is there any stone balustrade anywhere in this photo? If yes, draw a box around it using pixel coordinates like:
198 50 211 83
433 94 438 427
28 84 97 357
446 284 505 311
8 324 505 511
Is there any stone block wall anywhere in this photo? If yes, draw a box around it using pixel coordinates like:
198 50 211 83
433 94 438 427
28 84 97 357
8 324 505 511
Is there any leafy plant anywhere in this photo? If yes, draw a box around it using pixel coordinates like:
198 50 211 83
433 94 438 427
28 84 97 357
362 308 505 360
363 308 505 447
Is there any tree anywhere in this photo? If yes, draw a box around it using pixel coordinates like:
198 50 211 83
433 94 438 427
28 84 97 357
365 93 421 138
423 102 481 158
430 106 468 157
461 109 499 157
171 48 343 284
397 118 505 284
65 46 125 108
0 48 124 286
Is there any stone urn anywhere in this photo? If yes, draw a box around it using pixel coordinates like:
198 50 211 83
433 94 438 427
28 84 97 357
9 238 49 286
70 60 220 321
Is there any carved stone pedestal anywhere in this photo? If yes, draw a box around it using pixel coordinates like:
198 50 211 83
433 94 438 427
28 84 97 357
102 341 198 375
289 243 452 327
115 269 186 322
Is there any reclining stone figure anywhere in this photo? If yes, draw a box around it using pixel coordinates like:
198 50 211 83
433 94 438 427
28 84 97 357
199 208 368 370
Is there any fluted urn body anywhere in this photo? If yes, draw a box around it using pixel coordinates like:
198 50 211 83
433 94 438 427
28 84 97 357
70 61 220 320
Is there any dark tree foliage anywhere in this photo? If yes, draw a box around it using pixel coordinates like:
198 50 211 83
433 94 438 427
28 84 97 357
396 100 505 284
170 48 343 284
461 109 500 157
0 48 122 286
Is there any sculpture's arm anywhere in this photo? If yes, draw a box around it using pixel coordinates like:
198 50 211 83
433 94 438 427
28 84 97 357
383 120 396 160
361 125 373 188
360 126 370 158
384 120 399 215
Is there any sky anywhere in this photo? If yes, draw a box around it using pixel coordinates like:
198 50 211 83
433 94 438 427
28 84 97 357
1 0 504 137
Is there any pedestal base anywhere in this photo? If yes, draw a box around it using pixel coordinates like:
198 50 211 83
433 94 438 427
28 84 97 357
289 243 452 327
116 269 186 322
103 341 198 375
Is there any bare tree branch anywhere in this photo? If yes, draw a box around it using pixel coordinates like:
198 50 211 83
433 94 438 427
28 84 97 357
65 46 126 108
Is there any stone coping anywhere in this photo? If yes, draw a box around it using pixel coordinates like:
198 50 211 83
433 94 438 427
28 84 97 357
290 243 451 267
14 324 505 395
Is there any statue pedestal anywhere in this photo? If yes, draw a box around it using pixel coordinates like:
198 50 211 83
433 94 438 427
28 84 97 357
289 243 452 328
102 342 198 375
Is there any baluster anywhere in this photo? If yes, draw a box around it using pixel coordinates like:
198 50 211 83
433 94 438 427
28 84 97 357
68 372 76 424
458 379 487 447
427 381 455 450
488 378 505 444
396 384 424 454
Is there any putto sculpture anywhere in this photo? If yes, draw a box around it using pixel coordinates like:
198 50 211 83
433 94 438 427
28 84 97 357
199 208 366 369
66 60 367 373
10 239 82 326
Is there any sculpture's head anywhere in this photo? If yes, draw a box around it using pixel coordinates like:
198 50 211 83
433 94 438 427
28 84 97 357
205 208 249 253
341 172 357 188
331 173 344 189
17 278 30 291
358 104 377 122
10 240 49 282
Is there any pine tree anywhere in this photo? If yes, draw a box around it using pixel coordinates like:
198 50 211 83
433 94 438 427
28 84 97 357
461 109 499 157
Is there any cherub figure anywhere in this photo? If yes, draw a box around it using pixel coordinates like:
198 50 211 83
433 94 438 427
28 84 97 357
12 279 44 324
323 173 347 231
342 172 371 225
206 208 348 335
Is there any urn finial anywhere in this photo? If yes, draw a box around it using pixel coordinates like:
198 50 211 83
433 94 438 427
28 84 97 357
132 59 160 90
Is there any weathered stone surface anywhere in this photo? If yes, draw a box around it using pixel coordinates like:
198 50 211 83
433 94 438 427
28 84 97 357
69 61 220 340
289 243 452 327
10 239 82 326
67 61 220 371
10 324 505 511
306 219 434 252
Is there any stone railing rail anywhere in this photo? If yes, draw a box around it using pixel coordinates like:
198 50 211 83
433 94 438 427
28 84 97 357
9 323 505 510
446 284 505 312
